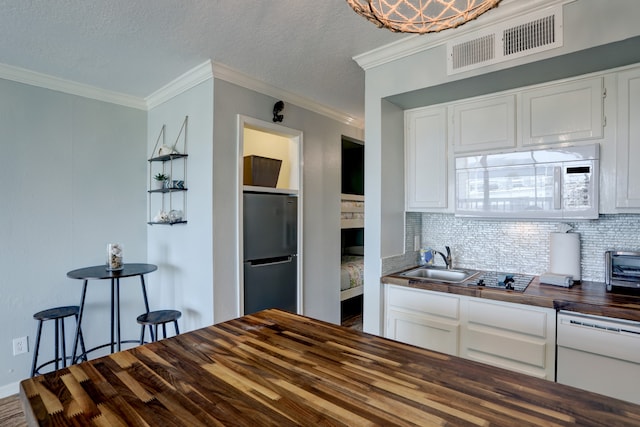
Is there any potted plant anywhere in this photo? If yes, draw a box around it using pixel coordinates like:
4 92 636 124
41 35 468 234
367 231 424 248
153 173 169 190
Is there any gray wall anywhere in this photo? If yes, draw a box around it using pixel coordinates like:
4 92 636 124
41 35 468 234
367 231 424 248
0 78 146 394
212 78 364 324
147 79 215 332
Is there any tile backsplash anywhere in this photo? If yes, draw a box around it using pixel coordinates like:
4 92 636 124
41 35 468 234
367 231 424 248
383 212 640 282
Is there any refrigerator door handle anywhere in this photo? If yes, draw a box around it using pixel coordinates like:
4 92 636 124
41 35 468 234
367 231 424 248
247 256 293 267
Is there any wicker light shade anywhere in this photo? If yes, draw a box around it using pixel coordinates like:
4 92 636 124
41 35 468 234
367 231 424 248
346 0 501 34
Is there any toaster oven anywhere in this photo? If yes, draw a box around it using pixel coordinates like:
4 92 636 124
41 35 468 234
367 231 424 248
605 251 640 291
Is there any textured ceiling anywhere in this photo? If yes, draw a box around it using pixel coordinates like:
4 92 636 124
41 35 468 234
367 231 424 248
0 0 410 121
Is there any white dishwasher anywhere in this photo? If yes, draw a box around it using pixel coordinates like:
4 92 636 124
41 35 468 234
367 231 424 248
557 310 640 404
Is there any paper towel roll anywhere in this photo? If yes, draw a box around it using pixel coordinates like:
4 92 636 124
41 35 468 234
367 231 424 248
549 232 581 280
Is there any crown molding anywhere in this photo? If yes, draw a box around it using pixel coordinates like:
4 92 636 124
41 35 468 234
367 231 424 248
0 62 146 109
212 61 363 129
145 60 214 109
0 59 364 128
353 0 574 70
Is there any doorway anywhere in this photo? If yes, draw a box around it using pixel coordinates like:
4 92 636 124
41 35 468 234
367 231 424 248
237 115 303 316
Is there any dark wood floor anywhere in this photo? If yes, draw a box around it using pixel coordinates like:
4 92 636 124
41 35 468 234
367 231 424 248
341 294 363 331
0 394 26 427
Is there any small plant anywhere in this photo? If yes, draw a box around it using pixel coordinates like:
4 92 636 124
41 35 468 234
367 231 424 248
154 173 169 181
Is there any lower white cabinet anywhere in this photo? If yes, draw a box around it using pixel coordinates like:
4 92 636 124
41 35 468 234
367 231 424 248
384 285 556 380
385 285 460 356
461 298 556 380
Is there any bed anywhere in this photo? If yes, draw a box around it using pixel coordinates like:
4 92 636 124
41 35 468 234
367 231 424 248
340 194 364 228
341 251 364 301
340 195 365 301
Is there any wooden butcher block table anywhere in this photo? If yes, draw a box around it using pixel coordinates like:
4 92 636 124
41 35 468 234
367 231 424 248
20 309 640 426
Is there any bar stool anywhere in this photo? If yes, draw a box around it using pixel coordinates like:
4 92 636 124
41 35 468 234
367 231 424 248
137 310 181 344
31 306 87 377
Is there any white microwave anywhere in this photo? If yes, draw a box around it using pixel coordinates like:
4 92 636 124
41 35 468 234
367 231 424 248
455 144 599 220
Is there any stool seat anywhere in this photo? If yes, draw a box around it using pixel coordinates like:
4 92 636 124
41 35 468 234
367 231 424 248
137 309 181 344
34 306 80 321
137 310 182 325
31 305 86 377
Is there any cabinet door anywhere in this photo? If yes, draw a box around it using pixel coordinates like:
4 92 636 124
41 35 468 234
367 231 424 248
385 285 460 356
616 68 640 208
521 77 604 146
460 298 556 380
451 95 516 153
405 106 448 211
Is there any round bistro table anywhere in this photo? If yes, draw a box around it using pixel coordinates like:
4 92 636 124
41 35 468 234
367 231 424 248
67 263 157 363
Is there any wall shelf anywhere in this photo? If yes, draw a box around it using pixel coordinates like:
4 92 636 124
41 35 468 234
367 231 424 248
148 117 188 225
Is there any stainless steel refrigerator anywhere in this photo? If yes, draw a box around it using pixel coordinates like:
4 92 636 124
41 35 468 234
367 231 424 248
243 192 297 315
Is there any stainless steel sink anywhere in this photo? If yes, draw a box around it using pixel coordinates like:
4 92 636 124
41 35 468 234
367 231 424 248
399 267 479 283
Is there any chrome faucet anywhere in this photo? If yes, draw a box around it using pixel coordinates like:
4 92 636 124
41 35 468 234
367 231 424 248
433 246 452 269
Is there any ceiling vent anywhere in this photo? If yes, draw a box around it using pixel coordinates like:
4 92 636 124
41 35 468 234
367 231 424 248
447 5 563 75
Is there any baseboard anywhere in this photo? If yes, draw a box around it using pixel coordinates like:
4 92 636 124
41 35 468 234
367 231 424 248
0 381 20 399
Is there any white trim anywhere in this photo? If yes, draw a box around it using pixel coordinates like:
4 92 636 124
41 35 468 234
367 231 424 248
145 60 214 109
0 58 361 126
0 62 146 110
0 381 19 398
353 0 574 71
214 62 363 129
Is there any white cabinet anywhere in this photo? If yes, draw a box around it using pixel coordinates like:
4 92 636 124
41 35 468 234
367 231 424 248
616 68 640 209
384 285 460 356
460 298 556 380
521 77 604 146
451 94 516 153
404 106 448 211
384 285 556 380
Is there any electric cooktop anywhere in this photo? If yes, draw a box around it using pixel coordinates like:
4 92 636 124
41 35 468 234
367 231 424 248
471 271 534 292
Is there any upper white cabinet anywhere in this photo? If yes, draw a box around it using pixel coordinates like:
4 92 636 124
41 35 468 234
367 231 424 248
451 94 516 153
405 106 448 211
616 68 640 209
403 64 640 214
521 77 604 146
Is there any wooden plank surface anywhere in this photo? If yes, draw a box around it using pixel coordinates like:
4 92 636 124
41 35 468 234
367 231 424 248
20 309 640 426
385 272 640 322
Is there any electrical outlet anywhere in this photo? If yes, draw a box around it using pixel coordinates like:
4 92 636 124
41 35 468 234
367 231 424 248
414 235 421 251
13 336 28 356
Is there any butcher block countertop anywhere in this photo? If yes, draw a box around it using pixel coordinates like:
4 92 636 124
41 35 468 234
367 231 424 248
384 270 640 322
20 309 640 426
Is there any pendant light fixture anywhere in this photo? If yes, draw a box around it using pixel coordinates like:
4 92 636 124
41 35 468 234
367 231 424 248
346 0 501 34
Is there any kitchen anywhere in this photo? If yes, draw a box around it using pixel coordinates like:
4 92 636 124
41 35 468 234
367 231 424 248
356 0 640 408
359 0 640 331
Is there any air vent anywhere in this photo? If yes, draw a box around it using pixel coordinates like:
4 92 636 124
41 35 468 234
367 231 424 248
451 34 495 70
503 15 555 56
447 5 563 75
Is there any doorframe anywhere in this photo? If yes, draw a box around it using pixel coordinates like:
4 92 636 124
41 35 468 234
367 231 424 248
236 114 304 316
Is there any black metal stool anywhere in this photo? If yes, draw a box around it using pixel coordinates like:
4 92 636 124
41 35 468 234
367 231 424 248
31 306 87 377
137 310 181 344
